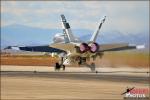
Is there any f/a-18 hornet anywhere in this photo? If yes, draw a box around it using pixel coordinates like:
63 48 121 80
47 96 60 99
6 14 144 71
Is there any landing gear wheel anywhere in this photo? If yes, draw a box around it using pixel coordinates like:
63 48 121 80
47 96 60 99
90 63 95 72
62 65 65 70
55 62 60 71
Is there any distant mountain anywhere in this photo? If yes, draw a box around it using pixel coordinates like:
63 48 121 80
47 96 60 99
80 31 149 51
1 24 60 47
80 30 149 45
1 24 149 50
1 24 92 48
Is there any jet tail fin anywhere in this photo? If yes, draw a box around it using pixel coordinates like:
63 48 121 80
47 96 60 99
90 16 106 42
60 14 76 43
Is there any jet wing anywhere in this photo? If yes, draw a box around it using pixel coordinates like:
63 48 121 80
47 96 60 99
50 43 77 52
5 43 144 54
50 43 144 53
99 43 144 52
4 45 65 53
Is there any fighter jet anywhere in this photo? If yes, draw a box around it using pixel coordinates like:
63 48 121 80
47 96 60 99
5 14 144 71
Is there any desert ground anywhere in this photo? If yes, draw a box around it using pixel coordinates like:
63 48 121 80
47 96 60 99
1 68 149 100
1 51 149 67
1 74 149 99
1 65 149 99
1 51 149 99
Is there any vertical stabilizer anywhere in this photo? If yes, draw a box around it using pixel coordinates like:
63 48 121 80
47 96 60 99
61 14 76 43
90 16 106 42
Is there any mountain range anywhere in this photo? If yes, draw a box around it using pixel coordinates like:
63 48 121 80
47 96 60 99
1 24 149 50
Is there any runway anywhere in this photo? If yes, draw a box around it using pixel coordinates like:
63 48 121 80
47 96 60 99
1 71 149 84
1 65 149 99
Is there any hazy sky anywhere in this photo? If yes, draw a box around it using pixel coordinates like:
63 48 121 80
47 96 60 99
1 1 149 34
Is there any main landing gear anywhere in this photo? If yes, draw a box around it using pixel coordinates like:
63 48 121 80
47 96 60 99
78 57 96 72
55 57 65 71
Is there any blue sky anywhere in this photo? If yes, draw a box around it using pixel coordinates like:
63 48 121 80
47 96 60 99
1 1 149 34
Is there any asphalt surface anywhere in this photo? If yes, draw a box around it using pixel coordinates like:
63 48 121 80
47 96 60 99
1 71 149 84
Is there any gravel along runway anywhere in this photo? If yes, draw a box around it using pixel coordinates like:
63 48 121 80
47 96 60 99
1 65 149 99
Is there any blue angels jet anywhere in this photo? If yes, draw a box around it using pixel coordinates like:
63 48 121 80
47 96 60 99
5 14 144 71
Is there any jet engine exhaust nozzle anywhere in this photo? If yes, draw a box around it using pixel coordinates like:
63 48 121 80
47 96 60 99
89 42 99 53
79 43 89 53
